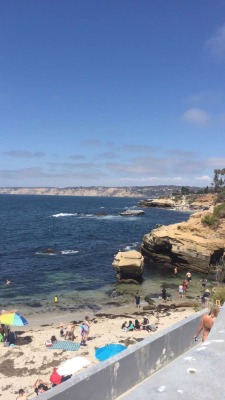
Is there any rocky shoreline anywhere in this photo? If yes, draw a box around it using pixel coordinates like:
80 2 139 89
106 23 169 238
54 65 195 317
141 194 225 276
112 194 225 281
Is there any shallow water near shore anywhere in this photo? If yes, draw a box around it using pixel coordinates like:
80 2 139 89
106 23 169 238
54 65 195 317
0 195 208 315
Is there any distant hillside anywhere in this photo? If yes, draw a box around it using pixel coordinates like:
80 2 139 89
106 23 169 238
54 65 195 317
0 185 200 198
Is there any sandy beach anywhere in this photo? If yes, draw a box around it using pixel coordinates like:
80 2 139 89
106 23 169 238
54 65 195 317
0 301 198 400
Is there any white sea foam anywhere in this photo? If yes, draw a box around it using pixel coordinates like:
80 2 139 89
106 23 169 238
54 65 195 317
61 250 79 255
52 213 78 218
77 213 94 218
35 252 57 256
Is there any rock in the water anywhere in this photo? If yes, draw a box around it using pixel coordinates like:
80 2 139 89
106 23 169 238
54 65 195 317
119 209 145 216
41 248 60 255
112 250 144 282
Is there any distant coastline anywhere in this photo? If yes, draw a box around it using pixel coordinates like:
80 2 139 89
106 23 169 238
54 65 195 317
0 185 186 198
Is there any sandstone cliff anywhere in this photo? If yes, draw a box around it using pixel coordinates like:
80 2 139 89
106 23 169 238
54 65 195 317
141 209 225 274
139 194 217 211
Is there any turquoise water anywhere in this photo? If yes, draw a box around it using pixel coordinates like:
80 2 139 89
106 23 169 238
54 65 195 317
0 195 202 314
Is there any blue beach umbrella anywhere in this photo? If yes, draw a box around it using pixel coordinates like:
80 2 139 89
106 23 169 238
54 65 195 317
0 312 28 327
95 344 126 361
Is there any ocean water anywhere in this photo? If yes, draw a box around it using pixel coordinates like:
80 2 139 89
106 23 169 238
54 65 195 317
0 195 200 315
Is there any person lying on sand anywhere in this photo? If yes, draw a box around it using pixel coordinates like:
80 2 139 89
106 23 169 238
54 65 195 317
194 305 219 342
33 379 49 395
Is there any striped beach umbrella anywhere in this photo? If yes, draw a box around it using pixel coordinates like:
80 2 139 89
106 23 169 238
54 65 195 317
0 312 28 326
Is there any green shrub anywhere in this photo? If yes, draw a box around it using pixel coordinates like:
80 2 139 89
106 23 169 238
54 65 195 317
212 286 225 306
201 201 225 227
213 202 225 218
201 214 218 227
216 189 225 203
173 195 182 202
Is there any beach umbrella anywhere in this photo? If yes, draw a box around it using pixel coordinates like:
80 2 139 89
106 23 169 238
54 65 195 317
57 356 90 376
0 312 28 327
95 344 126 361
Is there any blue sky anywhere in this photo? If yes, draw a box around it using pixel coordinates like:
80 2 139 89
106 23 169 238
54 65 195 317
0 0 225 187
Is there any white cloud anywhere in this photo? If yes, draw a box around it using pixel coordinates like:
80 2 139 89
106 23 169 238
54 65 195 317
181 108 210 125
194 176 212 182
206 157 225 168
205 24 225 60
119 177 182 183
3 150 45 158
185 91 222 106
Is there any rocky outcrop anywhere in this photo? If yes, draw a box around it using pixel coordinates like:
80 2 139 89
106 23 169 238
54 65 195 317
139 194 217 211
189 194 217 210
112 250 144 282
141 210 225 274
139 199 175 208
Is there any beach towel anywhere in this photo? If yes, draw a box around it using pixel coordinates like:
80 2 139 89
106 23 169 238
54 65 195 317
95 344 126 361
49 340 80 351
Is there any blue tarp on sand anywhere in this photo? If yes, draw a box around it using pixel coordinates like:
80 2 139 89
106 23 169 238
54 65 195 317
49 341 80 351
95 344 126 361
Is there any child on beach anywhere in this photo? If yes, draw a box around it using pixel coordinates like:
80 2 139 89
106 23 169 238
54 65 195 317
178 284 184 298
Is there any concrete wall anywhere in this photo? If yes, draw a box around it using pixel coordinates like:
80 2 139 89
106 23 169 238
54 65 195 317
120 305 225 399
38 310 205 400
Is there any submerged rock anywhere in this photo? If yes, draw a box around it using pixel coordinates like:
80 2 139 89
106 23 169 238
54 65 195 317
112 250 144 282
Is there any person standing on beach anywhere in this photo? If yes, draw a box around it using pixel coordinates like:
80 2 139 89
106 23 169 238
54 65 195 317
174 267 178 277
161 287 167 303
183 279 188 293
201 277 207 289
186 271 192 283
194 305 219 342
54 295 58 304
135 292 141 308
80 316 91 346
